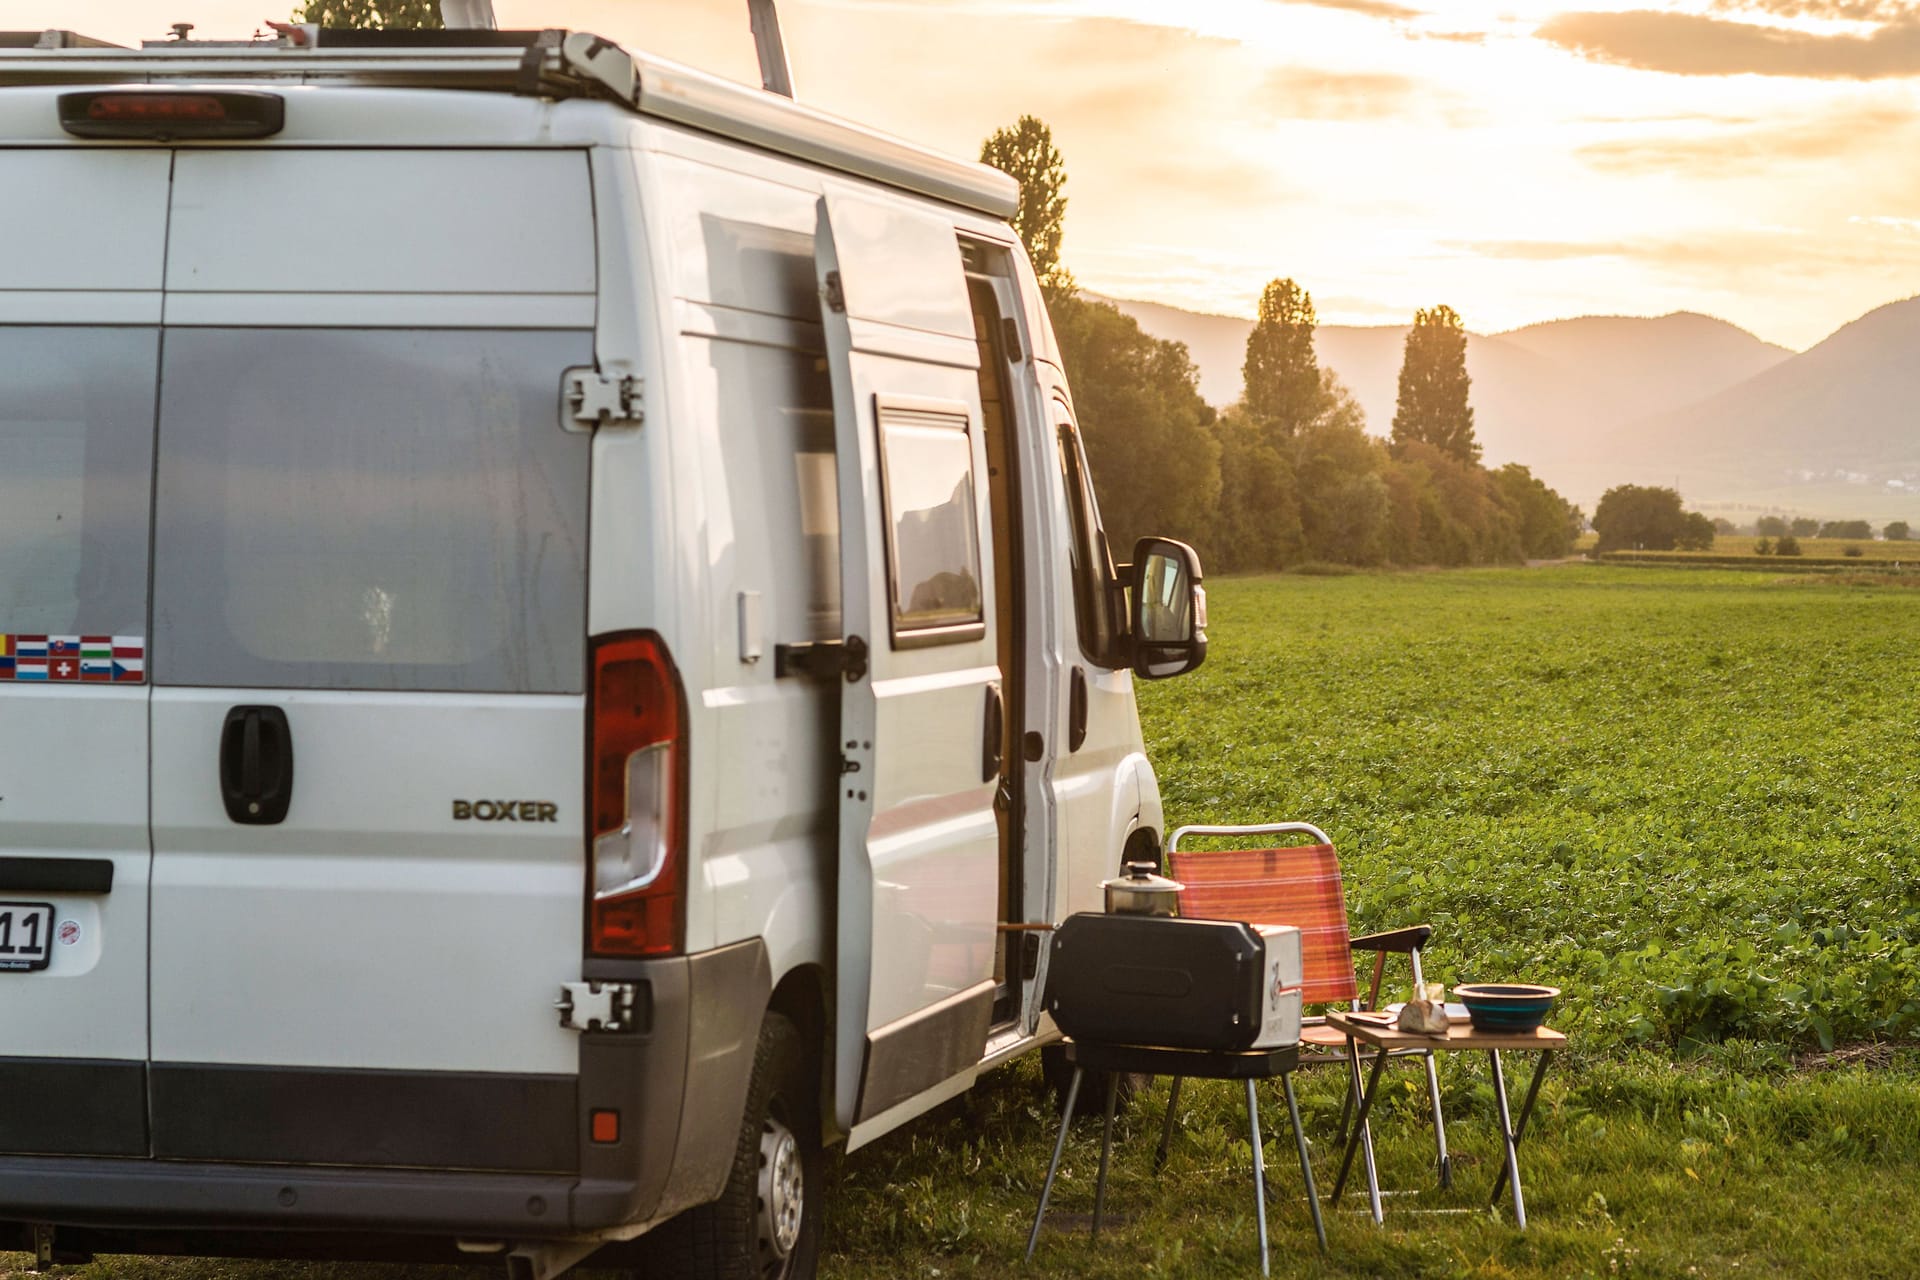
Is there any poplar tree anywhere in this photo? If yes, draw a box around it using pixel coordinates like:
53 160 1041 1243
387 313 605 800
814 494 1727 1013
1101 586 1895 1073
1390 305 1479 464
1241 278 1325 437
979 116 1074 299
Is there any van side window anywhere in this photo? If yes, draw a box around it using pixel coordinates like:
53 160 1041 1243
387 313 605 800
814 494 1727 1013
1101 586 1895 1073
876 402 985 644
1054 407 1121 668
151 328 592 694
0 327 157 642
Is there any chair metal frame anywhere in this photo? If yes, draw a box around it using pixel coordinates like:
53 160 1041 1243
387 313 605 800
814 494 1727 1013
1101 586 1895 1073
1166 822 1453 1219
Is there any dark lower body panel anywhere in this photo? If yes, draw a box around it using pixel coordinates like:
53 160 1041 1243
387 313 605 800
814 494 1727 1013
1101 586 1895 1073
0 942 772 1247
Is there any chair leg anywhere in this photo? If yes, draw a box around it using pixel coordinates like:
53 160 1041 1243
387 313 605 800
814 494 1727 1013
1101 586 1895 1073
1155 1076 1183 1173
1091 1071 1119 1240
1026 1066 1082 1262
1282 1072 1327 1255
1245 1079 1270 1278
1423 1048 1451 1189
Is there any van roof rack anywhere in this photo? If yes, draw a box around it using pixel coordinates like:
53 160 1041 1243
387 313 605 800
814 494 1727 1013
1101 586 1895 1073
0 29 1020 219
0 30 125 50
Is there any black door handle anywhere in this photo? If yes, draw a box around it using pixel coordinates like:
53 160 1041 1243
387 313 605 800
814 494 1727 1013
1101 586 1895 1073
982 684 1005 784
221 706 295 825
1069 666 1089 753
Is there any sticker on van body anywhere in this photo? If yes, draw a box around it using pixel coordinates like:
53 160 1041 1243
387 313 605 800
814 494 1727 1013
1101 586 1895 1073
0 635 144 683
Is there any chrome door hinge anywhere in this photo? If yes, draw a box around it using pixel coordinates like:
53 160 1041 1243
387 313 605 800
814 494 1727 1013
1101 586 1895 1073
564 369 643 431
556 980 639 1033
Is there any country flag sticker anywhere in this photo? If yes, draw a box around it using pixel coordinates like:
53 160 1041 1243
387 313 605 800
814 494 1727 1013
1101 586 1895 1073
0 633 144 684
112 635 146 684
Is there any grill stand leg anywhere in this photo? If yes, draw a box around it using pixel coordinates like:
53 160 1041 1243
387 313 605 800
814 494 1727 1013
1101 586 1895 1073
1091 1071 1119 1240
1155 1076 1183 1173
1282 1072 1327 1254
1245 1079 1270 1278
1025 1065 1082 1262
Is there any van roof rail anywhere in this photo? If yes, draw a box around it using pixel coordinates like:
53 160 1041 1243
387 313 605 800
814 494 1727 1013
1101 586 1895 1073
0 29 1020 219
0 30 124 50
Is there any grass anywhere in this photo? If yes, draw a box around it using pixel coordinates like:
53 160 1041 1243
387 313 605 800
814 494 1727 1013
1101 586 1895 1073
11 568 1919 1278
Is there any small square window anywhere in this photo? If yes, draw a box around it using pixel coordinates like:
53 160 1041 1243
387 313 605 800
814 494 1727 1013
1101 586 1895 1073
875 400 985 646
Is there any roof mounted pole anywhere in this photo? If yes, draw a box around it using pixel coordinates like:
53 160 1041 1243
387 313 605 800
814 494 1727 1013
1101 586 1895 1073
747 0 794 98
440 0 497 29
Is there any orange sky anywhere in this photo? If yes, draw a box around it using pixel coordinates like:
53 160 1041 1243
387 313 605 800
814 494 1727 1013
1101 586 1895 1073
10 0 1920 349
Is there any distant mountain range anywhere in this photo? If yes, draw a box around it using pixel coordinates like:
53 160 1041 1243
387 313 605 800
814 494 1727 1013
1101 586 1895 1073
1091 292 1919 523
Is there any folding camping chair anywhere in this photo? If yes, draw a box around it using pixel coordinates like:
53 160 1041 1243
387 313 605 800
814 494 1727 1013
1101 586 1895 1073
1161 822 1451 1221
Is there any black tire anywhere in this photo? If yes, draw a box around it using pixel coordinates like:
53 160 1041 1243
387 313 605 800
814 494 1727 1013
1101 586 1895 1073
639 1012 822 1280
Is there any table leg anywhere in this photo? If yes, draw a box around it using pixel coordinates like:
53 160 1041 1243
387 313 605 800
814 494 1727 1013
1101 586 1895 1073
1491 1049 1553 1206
1245 1079 1270 1277
1340 1033 1385 1223
1282 1072 1327 1255
1330 1040 1389 1207
1025 1066 1082 1261
1423 1048 1452 1189
1091 1071 1119 1240
1487 1049 1528 1229
1155 1076 1183 1173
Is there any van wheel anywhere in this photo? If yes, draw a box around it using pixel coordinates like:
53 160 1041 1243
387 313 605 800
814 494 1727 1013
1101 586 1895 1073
642 1012 821 1280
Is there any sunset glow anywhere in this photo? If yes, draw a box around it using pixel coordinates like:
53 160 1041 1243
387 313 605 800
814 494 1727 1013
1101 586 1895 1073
16 0 1920 347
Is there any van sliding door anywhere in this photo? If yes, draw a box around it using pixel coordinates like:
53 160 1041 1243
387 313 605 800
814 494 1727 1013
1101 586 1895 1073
815 188 1002 1144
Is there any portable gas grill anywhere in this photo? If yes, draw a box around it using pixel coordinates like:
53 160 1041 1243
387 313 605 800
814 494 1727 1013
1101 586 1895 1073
1026 887 1327 1275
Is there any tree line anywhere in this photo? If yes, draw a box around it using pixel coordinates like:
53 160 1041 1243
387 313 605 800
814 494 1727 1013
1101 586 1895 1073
982 117 1580 573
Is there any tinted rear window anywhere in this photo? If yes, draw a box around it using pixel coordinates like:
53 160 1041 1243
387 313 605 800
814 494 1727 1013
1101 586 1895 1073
0 327 157 640
152 329 592 694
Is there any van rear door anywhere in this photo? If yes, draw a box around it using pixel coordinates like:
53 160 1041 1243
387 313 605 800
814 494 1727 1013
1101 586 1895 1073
0 150 169 1158
143 150 597 1171
814 188 1003 1142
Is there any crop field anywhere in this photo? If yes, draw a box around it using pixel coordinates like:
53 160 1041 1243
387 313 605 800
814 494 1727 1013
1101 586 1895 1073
9 567 1918 1280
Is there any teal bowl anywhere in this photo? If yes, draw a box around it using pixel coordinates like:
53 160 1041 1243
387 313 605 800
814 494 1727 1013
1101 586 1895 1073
1453 983 1559 1032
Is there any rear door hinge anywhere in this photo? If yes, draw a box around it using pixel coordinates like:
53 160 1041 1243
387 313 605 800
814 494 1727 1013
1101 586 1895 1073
556 980 638 1033
564 368 643 431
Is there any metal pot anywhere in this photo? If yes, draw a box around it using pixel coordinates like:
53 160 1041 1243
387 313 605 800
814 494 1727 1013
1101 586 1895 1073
1100 861 1184 916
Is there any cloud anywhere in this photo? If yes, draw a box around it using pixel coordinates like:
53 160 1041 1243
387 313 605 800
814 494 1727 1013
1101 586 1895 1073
1258 67 1423 119
1708 1 1918 18
1449 227 1920 277
1574 105 1917 175
1279 0 1424 18
1537 8 1920 79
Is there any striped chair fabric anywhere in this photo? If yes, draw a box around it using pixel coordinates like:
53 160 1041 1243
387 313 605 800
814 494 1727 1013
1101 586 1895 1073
1167 843 1360 1007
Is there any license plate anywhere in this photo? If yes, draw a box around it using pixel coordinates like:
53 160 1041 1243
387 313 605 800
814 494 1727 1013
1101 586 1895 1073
0 902 55 972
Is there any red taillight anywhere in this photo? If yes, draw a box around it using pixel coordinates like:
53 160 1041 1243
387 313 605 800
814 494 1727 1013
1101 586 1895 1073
587 633 685 957
57 90 285 140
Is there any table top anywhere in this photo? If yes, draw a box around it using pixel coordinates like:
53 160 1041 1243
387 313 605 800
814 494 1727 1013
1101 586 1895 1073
1326 1010 1567 1052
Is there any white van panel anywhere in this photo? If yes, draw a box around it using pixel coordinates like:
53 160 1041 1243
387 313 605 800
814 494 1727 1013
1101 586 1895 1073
165 150 596 296
161 291 596 329
0 688 149 1062
0 150 170 291
148 690 584 1074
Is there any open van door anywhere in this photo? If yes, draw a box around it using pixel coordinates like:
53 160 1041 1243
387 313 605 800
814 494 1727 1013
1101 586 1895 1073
815 188 1001 1142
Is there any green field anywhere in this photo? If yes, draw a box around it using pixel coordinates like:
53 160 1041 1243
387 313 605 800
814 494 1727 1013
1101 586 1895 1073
9 567 1918 1280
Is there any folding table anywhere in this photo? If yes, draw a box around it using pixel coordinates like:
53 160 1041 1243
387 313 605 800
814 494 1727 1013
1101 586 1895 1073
1325 1012 1565 1228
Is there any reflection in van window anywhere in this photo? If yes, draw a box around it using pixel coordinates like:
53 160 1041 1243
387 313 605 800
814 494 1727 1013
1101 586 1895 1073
879 409 983 637
152 329 592 694
0 327 157 638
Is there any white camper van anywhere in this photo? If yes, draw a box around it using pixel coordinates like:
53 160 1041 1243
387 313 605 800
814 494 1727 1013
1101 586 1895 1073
0 17 1208 1280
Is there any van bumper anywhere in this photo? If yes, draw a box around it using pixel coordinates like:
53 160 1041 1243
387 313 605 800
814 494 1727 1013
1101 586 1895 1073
0 940 770 1243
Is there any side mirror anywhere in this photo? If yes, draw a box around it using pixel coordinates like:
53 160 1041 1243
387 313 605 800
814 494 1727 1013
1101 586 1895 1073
1128 537 1207 680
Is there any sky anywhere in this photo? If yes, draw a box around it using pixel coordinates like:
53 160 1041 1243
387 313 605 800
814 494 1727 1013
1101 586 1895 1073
11 0 1920 349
